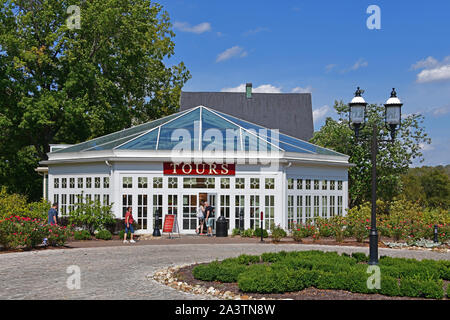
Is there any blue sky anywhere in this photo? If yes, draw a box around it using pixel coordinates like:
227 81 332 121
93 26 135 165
159 0 450 167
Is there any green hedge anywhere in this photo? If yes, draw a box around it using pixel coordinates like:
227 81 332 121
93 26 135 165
95 229 112 240
74 230 91 240
192 250 448 299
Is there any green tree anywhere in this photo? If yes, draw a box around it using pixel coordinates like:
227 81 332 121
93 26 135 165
311 100 431 207
0 0 190 200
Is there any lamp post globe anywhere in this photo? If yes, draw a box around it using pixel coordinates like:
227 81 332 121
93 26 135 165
349 87 367 138
384 88 403 140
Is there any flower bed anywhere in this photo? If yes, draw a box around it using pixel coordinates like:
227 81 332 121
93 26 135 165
0 215 72 250
192 251 450 299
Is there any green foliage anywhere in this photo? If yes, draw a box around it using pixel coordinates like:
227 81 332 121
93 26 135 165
193 250 448 299
95 229 112 240
270 223 287 242
310 101 431 207
346 204 371 242
254 228 268 238
241 228 254 238
68 198 115 234
0 0 191 199
74 230 92 240
231 228 241 236
400 166 450 209
0 187 50 220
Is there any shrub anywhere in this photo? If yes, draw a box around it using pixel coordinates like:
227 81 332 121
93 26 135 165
400 277 444 299
330 216 347 242
351 252 368 263
0 187 50 220
291 228 307 242
95 229 112 240
346 204 371 242
315 217 334 237
193 261 220 281
254 228 268 238
74 230 91 240
241 228 254 238
379 276 401 296
231 228 241 236
270 223 287 242
68 198 115 234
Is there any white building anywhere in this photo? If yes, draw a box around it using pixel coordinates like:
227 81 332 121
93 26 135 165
40 106 350 234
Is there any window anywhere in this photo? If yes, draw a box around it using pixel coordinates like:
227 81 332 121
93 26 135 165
103 194 110 206
69 194 75 213
338 196 343 216
220 195 230 229
322 196 328 218
168 195 178 215
250 178 260 189
77 178 83 189
183 177 215 189
330 196 336 217
314 196 320 218
330 180 335 190
265 178 275 190
287 178 294 190
288 195 294 230
53 194 59 207
153 177 163 188
103 177 110 189
123 177 132 188
153 194 163 228
69 178 75 188
220 178 230 189
95 177 101 188
305 179 311 190
264 195 275 231
314 180 319 190
235 195 245 230
86 194 92 203
86 177 92 188
137 194 148 230
235 178 245 189
54 178 59 189
122 194 132 218
168 177 178 189
61 194 67 216
297 179 303 190
62 178 67 188
94 194 100 203
338 181 343 190
322 180 328 190
296 196 303 224
249 195 260 229
305 196 311 221
138 177 148 188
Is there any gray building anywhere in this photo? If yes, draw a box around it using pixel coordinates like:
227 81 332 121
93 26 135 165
180 85 314 141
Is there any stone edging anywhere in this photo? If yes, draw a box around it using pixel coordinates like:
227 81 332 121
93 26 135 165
149 264 275 300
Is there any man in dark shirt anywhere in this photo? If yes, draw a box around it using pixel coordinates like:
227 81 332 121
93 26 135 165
48 203 58 225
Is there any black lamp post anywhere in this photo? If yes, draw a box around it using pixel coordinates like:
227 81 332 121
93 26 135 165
349 87 402 265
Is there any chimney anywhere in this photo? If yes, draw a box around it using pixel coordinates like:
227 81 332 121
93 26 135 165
246 83 252 99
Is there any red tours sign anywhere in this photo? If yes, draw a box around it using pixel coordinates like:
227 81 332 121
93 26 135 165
163 162 235 176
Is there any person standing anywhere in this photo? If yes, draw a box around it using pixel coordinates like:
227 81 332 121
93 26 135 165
205 202 215 237
196 201 205 235
123 206 136 244
44 203 58 246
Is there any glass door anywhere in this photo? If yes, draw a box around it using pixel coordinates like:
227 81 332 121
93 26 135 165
183 194 197 231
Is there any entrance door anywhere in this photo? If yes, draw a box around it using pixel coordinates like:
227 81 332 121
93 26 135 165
182 194 197 232
207 193 217 233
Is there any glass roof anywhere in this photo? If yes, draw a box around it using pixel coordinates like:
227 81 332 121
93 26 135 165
51 106 344 156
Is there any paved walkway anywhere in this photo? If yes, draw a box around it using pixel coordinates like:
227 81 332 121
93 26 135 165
0 243 448 300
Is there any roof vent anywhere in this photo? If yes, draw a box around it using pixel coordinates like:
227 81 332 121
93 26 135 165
246 83 252 99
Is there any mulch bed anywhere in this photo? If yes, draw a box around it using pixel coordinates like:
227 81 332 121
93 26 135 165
174 264 436 300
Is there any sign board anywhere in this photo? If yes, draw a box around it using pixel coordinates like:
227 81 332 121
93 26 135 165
163 162 235 176
162 214 180 239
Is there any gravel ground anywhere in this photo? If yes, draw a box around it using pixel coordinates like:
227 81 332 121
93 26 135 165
0 242 448 300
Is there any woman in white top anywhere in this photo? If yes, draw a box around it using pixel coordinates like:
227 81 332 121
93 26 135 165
196 201 205 235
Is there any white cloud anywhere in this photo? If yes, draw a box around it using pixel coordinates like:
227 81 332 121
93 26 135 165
419 142 434 151
341 59 368 73
291 86 313 93
313 105 332 123
173 21 211 34
430 104 450 116
412 56 450 83
216 46 248 63
221 83 282 93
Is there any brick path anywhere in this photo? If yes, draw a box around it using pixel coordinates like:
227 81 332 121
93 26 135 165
0 242 448 300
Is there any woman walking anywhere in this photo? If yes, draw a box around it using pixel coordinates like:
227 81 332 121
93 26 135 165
123 206 136 244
